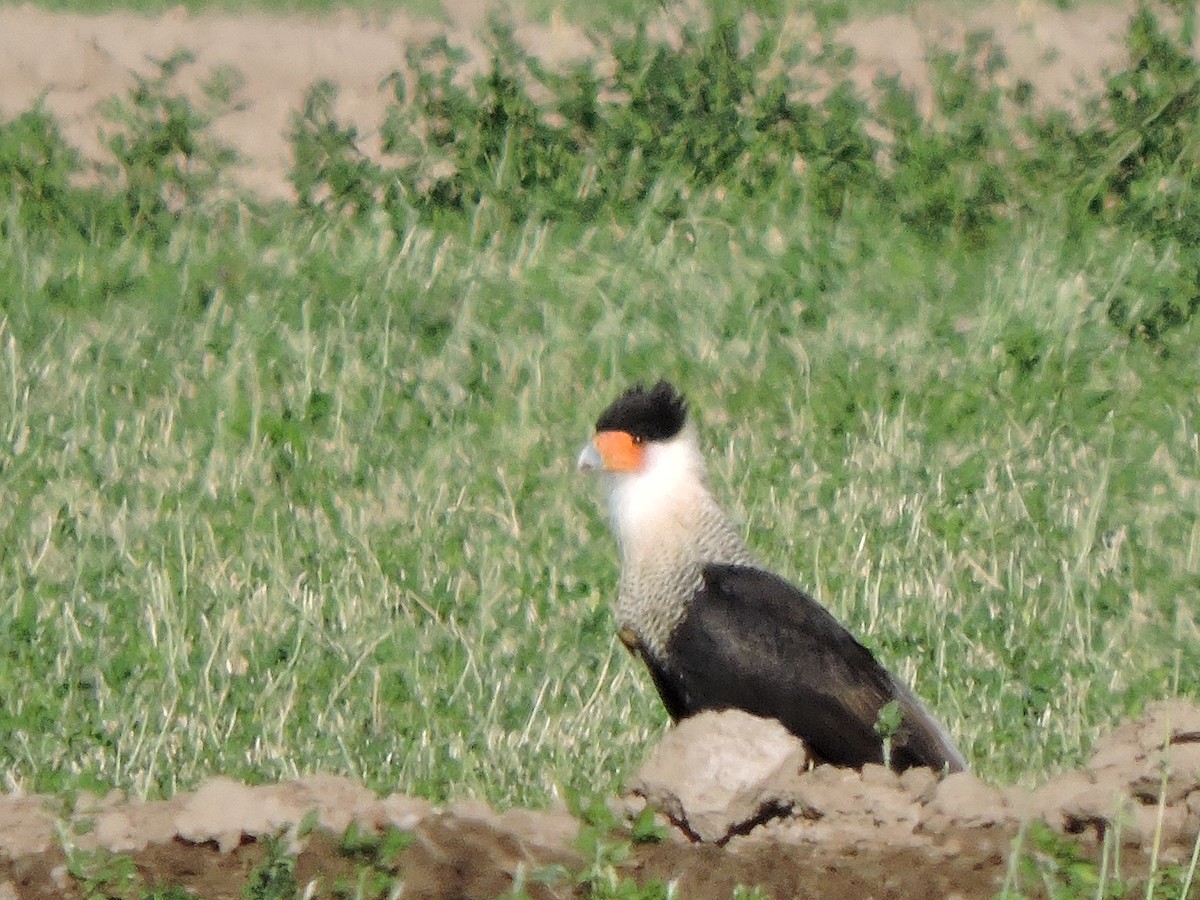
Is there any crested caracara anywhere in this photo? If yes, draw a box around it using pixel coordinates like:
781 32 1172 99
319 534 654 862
577 381 966 773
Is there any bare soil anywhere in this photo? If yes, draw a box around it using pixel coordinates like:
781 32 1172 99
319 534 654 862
2 818 1020 899
2 2 1192 897
3 700 1200 898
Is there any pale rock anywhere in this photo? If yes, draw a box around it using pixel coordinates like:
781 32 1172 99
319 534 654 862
84 800 177 852
861 763 900 789
175 778 279 851
1135 701 1200 753
1091 760 1154 803
448 798 495 822
607 792 647 823
71 789 125 814
626 709 809 843
376 794 436 830
744 814 927 852
494 808 580 851
284 774 380 834
919 811 951 834
1088 744 1131 771
1087 719 1139 769
1188 790 1200 816
1058 782 1129 837
1130 744 1200 805
791 764 921 834
50 865 69 892
791 765 865 819
927 772 1009 827
1125 803 1189 850
446 798 579 852
1033 770 1096 832
0 795 55 857
935 838 964 857
898 765 939 802
1003 786 1040 823
608 795 689 845
175 774 376 852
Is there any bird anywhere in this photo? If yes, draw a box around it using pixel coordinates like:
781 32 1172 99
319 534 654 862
577 380 967 773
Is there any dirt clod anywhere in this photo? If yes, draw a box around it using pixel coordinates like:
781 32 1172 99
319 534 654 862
626 709 809 843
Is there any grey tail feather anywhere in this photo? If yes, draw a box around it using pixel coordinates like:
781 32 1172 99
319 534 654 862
891 673 969 773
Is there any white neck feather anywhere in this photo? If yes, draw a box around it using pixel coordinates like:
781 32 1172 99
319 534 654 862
599 427 753 652
604 428 706 553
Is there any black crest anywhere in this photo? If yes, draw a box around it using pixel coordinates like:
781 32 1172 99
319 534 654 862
595 381 688 441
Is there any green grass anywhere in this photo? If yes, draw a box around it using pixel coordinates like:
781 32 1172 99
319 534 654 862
0 0 1198 828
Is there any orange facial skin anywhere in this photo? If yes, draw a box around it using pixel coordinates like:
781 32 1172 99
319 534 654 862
593 430 646 473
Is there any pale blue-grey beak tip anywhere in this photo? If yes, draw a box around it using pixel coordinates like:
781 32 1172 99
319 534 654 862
577 442 603 472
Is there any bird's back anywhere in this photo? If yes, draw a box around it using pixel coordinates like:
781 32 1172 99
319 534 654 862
646 563 966 773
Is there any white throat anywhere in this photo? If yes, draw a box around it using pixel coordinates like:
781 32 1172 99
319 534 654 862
599 427 753 648
600 424 748 602
606 430 704 546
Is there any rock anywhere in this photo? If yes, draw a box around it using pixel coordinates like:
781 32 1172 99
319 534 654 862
0 795 55 857
607 792 647 823
284 774 381 834
861 763 901 789
1087 703 1200 807
1184 792 1200 842
1087 719 1140 770
742 766 928 852
1058 784 1128 838
448 798 495 822
1033 770 1096 833
448 799 580 852
926 772 1009 828
1125 803 1189 850
1188 790 1200 816
1134 701 1200 753
376 794 436 830
898 765 939 802
175 774 379 852
1129 744 1200 805
625 709 809 844
772 761 925 845
791 765 864 819
85 800 177 853
1003 786 1040 823
175 778 279 852
494 808 580 852
71 790 125 814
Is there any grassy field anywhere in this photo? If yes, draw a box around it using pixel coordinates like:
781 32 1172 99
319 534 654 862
1 0 1198 816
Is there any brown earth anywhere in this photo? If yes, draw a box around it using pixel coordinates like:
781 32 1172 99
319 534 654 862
3 701 1200 898
1 2 1193 897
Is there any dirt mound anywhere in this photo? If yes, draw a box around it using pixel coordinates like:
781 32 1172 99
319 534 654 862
0 0 1140 200
2 701 1198 897
629 701 1200 858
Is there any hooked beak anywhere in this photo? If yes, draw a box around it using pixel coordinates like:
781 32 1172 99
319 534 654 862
577 441 604 472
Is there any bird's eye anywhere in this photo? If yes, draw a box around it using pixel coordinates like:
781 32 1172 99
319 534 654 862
631 435 643 445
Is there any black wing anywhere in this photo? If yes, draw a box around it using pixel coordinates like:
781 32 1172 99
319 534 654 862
644 563 965 772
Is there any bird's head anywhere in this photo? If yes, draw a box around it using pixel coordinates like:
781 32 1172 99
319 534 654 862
577 380 690 476
578 381 711 543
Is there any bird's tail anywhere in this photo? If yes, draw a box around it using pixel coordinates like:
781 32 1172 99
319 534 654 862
890 675 969 773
